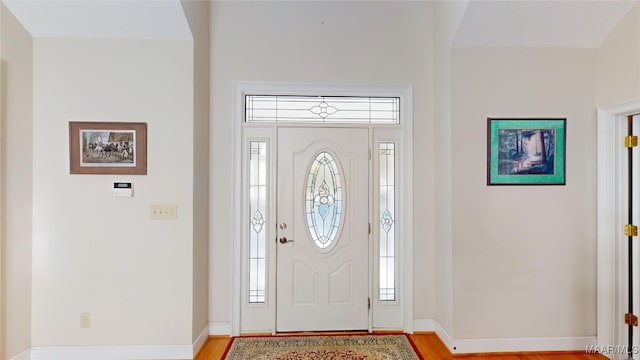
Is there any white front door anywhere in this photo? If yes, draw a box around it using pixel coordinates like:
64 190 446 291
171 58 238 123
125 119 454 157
276 127 369 332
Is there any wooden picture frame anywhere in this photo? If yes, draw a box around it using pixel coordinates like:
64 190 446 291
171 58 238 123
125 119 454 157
69 121 147 175
487 118 566 185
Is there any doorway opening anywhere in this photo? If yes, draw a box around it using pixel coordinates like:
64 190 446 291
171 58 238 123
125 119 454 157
597 100 640 355
231 83 414 336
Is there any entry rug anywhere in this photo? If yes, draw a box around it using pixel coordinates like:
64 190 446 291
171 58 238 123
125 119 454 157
222 334 423 360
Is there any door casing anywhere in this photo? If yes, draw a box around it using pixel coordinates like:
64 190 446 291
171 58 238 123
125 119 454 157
231 82 414 336
597 100 640 349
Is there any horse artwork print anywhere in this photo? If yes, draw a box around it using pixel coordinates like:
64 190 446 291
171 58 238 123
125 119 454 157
69 122 147 175
487 118 566 185
81 130 136 166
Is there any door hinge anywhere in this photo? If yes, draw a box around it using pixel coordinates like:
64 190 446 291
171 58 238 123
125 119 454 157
369 149 372 160
626 313 638 326
368 297 371 311
625 135 638 148
625 224 638 237
368 222 371 235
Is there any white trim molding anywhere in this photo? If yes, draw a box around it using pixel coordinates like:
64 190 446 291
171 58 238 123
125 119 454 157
19 328 211 360
22 324 212 360
413 319 454 351
433 320 454 352
209 322 232 336
9 326 212 360
597 99 640 350
450 336 597 354
193 324 210 356
413 319 595 354
9 349 31 360
29 345 193 360
413 318 437 332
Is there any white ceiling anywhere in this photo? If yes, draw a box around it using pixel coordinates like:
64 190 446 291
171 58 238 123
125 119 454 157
454 0 639 48
2 0 192 40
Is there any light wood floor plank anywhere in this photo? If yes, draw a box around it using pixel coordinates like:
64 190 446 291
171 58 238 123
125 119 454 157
195 333 608 360
196 336 231 360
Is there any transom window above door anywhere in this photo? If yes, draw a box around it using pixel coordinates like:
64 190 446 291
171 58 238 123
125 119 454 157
245 95 400 124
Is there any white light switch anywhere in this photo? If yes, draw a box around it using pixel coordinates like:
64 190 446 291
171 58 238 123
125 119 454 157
150 204 177 219
80 313 91 329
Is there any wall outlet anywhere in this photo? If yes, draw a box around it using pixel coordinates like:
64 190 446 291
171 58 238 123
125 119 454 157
150 204 177 219
80 313 91 329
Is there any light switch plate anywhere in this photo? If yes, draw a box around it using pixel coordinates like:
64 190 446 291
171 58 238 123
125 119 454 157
150 204 177 219
80 313 91 329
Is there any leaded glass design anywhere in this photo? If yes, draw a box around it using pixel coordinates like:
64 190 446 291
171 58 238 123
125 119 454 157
246 95 400 124
306 151 343 249
249 141 267 303
379 142 396 301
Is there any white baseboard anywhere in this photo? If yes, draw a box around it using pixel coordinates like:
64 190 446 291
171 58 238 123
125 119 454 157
10 324 226 360
413 319 454 351
412 319 596 354
9 348 31 360
193 324 210 356
10 324 214 360
451 336 597 354
30 345 193 360
433 321 455 351
10 321 598 358
413 319 436 332
209 322 232 336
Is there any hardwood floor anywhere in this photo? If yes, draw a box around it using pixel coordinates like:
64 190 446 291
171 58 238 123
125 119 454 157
195 332 609 360
197 336 232 360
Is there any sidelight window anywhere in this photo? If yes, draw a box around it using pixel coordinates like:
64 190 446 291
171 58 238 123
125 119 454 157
249 141 267 303
379 142 396 301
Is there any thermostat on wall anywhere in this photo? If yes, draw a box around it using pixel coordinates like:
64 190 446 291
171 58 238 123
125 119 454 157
113 182 133 197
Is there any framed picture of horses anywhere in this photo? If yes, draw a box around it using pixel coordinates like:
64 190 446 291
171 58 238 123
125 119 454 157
69 121 147 175
487 118 566 185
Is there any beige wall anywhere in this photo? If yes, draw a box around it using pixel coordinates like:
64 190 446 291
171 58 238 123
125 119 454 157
209 0 436 326
446 0 640 343
451 48 597 339
31 37 195 346
2 0 639 355
596 2 640 106
2 2 209 355
434 0 468 336
1 3 33 359
181 0 211 342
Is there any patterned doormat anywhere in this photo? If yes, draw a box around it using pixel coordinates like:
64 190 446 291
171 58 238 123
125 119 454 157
222 334 423 360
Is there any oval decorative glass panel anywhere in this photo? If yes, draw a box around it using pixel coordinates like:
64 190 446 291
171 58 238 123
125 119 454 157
306 151 343 249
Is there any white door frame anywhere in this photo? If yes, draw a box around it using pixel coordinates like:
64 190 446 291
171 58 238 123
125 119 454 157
597 99 640 348
231 82 414 336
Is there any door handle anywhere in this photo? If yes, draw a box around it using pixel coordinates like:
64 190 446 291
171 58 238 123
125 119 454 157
279 236 293 244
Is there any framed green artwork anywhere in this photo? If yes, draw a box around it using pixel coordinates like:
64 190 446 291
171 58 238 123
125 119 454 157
487 118 566 185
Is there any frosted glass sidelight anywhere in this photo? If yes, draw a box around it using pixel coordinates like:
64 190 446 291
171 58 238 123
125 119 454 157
249 141 267 303
379 142 396 301
306 151 343 249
